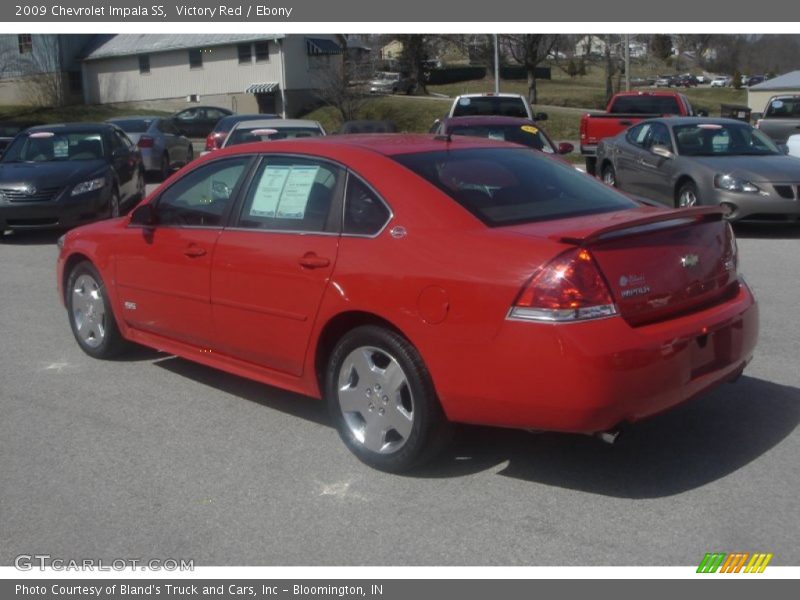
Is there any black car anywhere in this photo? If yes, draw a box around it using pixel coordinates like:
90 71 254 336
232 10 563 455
0 123 145 236
0 121 43 154
171 105 233 139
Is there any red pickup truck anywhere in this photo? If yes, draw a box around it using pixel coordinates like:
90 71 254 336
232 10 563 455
580 91 700 175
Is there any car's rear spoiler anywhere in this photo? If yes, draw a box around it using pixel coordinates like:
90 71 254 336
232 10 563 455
554 206 725 246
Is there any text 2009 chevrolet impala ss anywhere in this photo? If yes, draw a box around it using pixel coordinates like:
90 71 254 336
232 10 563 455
57 135 759 471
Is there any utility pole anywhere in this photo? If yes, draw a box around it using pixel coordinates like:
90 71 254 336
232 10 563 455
493 34 500 93
624 34 630 92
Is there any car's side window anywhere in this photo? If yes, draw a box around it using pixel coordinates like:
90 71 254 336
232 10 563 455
648 124 673 152
343 174 391 236
236 156 342 232
626 123 651 148
155 158 249 227
110 130 132 153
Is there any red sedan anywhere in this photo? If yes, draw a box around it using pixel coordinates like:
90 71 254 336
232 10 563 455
57 135 758 471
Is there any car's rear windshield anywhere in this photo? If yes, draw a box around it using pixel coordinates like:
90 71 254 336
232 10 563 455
452 97 528 118
111 119 152 133
447 124 555 153
764 97 800 118
226 127 322 146
610 96 682 114
392 147 636 227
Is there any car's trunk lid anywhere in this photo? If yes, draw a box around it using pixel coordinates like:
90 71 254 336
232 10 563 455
508 207 739 326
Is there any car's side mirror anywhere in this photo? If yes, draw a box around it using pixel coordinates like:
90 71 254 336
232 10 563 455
130 203 157 227
534 112 548 121
651 144 673 159
557 142 574 155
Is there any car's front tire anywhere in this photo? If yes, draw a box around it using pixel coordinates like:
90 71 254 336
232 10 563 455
325 325 451 472
601 163 617 187
66 261 129 359
677 180 699 208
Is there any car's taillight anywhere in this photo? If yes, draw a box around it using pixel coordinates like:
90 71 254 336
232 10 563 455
205 133 217 151
137 136 154 148
508 248 618 322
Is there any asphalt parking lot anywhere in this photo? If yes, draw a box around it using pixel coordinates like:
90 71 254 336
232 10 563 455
0 220 798 566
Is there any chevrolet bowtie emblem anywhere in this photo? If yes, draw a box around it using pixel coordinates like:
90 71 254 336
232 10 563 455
681 254 700 268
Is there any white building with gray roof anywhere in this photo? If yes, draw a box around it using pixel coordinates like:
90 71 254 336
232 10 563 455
748 70 800 114
80 34 344 117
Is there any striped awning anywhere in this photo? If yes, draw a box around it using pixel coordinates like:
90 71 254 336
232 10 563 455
245 82 279 94
305 37 343 56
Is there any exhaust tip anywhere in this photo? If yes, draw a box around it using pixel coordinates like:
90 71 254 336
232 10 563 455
596 429 621 445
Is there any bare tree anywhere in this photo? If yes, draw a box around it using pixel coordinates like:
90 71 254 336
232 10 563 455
502 34 560 105
312 47 373 123
9 36 67 107
397 35 429 95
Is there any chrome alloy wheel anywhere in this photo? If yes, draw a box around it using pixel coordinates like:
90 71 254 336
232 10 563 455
336 346 415 454
71 274 107 348
602 167 616 187
679 187 698 207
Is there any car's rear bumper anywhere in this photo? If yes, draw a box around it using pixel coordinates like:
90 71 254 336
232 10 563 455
434 279 758 433
0 188 109 231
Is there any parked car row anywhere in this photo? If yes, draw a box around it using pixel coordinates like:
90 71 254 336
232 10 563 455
6 90 792 471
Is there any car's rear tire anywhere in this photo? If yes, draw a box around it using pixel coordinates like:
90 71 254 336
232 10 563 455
585 156 597 176
677 180 699 208
160 152 170 181
109 188 120 218
325 325 451 472
601 163 617 187
135 169 145 202
66 261 129 359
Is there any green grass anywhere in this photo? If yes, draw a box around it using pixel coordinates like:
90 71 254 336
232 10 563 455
0 104 172 123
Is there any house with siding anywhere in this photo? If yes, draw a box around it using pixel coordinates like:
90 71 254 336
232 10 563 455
0 34 94 106
80 34 344 117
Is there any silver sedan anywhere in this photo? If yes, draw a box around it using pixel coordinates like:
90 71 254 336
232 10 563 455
596 117 800 222
107 116 194 181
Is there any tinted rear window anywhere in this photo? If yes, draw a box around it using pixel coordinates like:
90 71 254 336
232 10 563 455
392 148 636 226
764 97 800 118
610 96 681 114
452 97 528 118
447 124 555 153
111 119 152 133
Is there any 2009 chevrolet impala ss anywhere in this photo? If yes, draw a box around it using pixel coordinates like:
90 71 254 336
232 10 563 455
57 135 759 471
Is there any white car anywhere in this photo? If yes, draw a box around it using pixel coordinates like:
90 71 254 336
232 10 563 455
447 93 534 120
222 119 326 148
710 76 730 87
787 133 800 158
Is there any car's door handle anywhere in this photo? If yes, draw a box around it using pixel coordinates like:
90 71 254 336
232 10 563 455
183 245 207 258
298 253 330 269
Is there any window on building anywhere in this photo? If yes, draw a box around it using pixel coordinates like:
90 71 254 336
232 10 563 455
255 42 270 62
237 44 252 64
189 49 203 69
138 54 150 74
18 34 33 54
68 71 82 93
